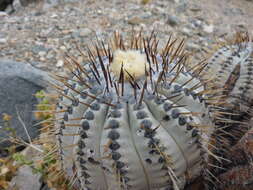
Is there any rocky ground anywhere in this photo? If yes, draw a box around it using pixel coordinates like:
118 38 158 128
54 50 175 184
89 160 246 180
0 0 253 72
0 0 253 189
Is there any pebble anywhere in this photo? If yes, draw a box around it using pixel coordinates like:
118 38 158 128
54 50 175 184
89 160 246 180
127 16 146 25
202 24 214 34
0 38 7 44
56 59 64 67
181 27 192 37
32 45 48 54
38 51 46 57
46 50 55 59
8 165 42 190
166 15 180 26
176 4 187 13
190 4 202 12
186 42 200 51
50 13 58 18
0 11 8 17
79 28 92 37
191 19 202 28
60 46 66 51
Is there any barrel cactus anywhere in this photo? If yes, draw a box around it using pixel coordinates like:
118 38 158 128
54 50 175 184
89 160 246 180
50 31 229 190
199 32 253 190
216 123 253 190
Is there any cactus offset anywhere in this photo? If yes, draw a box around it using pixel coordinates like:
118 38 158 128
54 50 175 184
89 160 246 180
198 32 253 190
217 123 253 190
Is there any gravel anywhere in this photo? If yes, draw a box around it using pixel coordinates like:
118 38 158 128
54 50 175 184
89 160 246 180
0 0 252 73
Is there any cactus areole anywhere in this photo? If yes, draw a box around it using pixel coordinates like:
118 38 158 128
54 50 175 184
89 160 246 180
54 32 222 190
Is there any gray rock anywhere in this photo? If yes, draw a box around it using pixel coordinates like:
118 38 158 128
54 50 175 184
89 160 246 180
0 0 13 11
0 60 52 151
8 165 42 190
166 15 180 26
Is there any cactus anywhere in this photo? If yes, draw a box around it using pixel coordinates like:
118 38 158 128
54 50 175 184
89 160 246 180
48 31 232 190
199 32 253 190
217 123 253 190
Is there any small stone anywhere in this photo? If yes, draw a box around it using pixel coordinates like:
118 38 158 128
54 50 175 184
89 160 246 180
39 57 46 61
190 4 202 12
50 13 58 18
79 28 92 37
0 38 7 44
0 167 9 175
166 15 180 26
176 2 187 13
128 16 145 25
56 60 64 67
203 24 214 34
32 45 48 54
0 12 8 17
181 27 192 37
46 51 55 59
191 19 202 28
60 46 66 51
8 165 42 190
186 43 200 51
62 29 73 35
38 51 46 57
